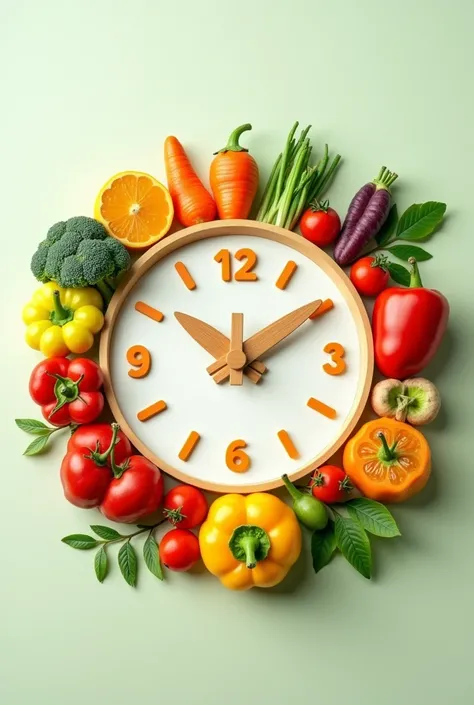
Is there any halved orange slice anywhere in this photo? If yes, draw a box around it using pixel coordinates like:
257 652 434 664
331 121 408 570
94 171 174 249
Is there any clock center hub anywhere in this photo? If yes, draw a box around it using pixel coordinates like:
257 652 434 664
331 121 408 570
226 349 247 370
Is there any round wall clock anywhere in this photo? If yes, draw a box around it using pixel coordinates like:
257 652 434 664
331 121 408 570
100 220 373 493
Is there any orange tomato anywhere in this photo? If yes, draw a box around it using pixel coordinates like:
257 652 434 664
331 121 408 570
343 418 431 503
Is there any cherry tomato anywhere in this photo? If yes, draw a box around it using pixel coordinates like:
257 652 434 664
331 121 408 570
163 485 208 529
100 456 164 524
159 528 201 572
310 465 353 504
67 424 132 466
300 201 341 246
350 256 390 297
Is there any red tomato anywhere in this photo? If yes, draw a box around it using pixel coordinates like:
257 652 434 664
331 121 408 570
300 201 341 246
159 529 201 572
29 357 104 426
163 485 208 529
67 424 132 466
60 448 112 508
100 456 164 524
310 465 353 504
350 256 390 297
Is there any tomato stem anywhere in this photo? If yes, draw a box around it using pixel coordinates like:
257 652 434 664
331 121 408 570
90 423 121 468
163 506 186 525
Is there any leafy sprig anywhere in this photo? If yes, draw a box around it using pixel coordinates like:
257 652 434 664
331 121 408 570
365 201 446 285
15 418 76 456
62 521 165 586
311 498 400 580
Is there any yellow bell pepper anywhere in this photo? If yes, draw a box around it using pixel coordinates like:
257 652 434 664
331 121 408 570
23 282 104 357
199 493 301 590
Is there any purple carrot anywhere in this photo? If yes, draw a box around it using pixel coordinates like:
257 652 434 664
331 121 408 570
334 167 398 266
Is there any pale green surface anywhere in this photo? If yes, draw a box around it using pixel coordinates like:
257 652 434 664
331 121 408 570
1 1 473 703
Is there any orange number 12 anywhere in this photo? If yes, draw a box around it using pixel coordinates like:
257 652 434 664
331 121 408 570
214 248 258 281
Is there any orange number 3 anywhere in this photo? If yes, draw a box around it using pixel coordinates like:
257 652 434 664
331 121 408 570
127 345 151 378
323 342 346 375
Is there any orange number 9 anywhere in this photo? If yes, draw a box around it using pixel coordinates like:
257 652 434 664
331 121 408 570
226 439 251 473
323 342 346 375
127 345 151 378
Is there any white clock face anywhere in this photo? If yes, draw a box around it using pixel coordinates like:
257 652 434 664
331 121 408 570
102 222 373 492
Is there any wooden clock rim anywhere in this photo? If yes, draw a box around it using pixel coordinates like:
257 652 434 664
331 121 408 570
100 219 374 494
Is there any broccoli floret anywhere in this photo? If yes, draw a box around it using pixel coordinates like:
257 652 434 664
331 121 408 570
104 237 131 274
46 221 67 243
30 242 50 283
76 240 117 282
59 256 89 289
65 216 107 241
30 215 130 304
44 231 85 281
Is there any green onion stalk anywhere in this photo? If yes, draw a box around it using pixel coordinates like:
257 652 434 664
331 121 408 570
255 122 342 231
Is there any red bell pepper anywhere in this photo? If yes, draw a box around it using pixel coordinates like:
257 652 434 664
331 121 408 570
60 423 164 523
29 357 104 426
372 258 449 378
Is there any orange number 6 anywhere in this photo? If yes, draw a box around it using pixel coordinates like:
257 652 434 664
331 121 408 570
323 342 346 375
226 439 251 473
127 345 151 378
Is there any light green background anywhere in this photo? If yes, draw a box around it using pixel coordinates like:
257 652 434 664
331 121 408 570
1 1 473 703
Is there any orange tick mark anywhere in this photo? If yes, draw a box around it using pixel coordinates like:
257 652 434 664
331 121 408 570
277 430 300 459
307 397 337 420
135 301 164 322
276 261 297 290
175 262 196 290
178 431 201 461
309 298 334 320
137 400 167 422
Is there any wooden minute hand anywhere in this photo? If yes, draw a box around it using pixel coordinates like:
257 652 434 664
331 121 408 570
207 299 322 384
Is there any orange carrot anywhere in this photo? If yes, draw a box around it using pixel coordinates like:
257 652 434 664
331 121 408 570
209 124 259 219
164 136 217 227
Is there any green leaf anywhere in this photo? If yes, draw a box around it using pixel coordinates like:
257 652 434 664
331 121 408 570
23 434 52 456
311 523 337 574
143 533 164 581
386 244 432 262
347 499 401 538
15 418 51 434
62 534 99 550
376 203 398 245
396 201 446 241
118 542 137 587
94 546 108 583
334 515 372 579
90 525 122 541
387 262 410 286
